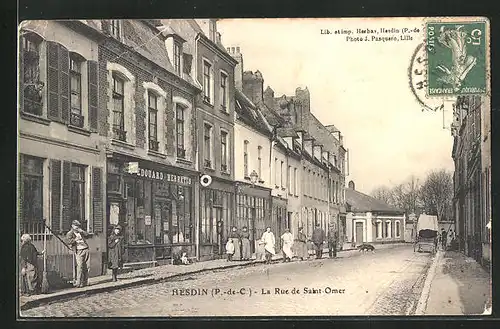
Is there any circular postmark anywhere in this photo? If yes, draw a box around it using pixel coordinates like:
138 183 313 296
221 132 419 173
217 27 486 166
408 42 457 112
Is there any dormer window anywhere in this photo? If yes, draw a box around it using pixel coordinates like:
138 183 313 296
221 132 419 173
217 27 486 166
173 41 181 75
110 20 121 39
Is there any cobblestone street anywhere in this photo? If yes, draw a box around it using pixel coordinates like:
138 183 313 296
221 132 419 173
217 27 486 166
21 245 432 317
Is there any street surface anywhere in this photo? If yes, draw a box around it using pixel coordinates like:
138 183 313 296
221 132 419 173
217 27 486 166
22 245 432 317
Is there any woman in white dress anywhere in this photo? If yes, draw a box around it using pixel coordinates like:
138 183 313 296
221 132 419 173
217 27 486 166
281 228 294 262
260 227 276 264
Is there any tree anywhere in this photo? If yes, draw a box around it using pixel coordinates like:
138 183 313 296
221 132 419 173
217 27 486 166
419 169 453 221
371 186 394 205
371 175 422 215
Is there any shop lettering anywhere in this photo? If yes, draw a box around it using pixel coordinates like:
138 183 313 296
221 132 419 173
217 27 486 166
136 168 192 185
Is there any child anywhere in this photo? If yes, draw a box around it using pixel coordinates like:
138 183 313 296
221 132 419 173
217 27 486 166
226 238 235 261
180 252 190 265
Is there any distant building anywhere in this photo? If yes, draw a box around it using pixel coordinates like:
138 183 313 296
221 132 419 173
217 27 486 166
345 181 405 245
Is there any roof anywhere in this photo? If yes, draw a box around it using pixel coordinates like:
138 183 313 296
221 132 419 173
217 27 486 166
235 89 273 136
346 188 404 213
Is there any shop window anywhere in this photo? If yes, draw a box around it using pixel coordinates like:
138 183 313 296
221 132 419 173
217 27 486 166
70 164 86 228
21 34 44 116
20 155 44 223
69 55 83 127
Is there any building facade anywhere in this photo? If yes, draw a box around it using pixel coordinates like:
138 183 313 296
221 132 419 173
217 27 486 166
346 181 405 244
451 95 491 265
18 20 108 280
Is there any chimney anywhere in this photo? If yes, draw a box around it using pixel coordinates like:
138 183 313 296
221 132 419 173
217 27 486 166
264 86 275 109
348 180 355 190
227 46 244 91
243 70 264 104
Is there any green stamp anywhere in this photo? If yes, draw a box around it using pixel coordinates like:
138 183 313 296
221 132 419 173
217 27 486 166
426 21 487 96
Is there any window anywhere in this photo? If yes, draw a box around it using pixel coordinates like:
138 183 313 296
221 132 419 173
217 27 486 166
280 161 284 188
204 123 212 168
220 72 228 112
221 131 228 172
203 61 211 103
376 220 383 239
20 155 44 223
294 168 298 195
148 92 158 151
288 165 292 192
176 105 185 158
112 75 126 141
395 220 401 238
110 20 121 39
257 146 262 180
173 41 181 75
274 158 279 187
69 57 83 127
243 141 249 177
385 221 392 238
70 164 86 228
22 36 43 115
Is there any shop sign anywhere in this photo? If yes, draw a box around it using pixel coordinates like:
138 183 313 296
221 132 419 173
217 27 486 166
129 165 192 185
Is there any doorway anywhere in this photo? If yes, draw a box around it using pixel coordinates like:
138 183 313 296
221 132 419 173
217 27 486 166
355 222 364 245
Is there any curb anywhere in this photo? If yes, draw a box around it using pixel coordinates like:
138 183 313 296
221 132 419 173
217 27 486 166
19 245 387 311
414 250 442 315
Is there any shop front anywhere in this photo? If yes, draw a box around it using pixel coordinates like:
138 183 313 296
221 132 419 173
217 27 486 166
106 156 196 265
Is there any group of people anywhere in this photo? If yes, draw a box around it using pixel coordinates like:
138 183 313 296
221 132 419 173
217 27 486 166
225 223 339 264
439 228 457 251
20 220 124 296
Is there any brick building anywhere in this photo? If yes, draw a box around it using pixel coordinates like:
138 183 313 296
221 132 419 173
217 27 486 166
18 20 108 281
451 95 491 265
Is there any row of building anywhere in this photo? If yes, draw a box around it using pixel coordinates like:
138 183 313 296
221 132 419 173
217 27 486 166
18 19 356 279
450 95 491 266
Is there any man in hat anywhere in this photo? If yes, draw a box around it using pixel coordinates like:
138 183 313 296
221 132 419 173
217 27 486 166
66 220 92 287
327 227 338 258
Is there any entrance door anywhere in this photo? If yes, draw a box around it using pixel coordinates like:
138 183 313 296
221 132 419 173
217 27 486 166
355 222 364 245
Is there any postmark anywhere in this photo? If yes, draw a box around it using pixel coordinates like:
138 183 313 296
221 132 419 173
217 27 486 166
426 20 487 96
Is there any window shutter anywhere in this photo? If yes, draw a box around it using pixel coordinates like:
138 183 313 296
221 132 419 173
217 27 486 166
59 45 70 124
61 161 72 232
92 167 104 233
50 160 62 233
47 41 60 121
19 38 24 113
88 60 99 132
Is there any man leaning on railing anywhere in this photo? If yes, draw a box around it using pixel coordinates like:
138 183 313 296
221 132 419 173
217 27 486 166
66 220 93 288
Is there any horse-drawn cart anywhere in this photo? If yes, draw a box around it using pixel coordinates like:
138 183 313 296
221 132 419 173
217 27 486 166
414 214 439 254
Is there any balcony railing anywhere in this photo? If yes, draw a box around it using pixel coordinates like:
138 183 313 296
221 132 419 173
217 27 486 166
113 127 127 141
70 112 84 128
149 139 159 152
177 147 186 159
204 159 212 168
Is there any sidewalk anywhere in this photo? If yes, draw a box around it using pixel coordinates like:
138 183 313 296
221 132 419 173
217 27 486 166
421 251 491 315
20 243 405 311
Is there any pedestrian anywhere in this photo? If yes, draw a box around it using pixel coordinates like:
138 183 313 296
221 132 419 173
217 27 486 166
312 223 326 259
20 234 44 296
328 228 337 258
107 225 123 282
66 220 91 287
280 228 294 262
440 228 447 251
294 227 308 261
240 226 252 261
260 227 276 264
229 226 242 261
225 238 235 261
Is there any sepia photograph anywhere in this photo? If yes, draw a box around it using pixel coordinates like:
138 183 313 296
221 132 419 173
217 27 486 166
17 17 491 317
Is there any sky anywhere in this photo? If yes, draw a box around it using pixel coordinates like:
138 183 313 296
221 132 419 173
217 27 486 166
218 18 456 194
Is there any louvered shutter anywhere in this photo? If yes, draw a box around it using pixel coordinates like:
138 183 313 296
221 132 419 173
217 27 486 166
59 45 70 124
19 37 24 113
50 160 62 233
92 167 104 233
88 60 99 132
46 41 60 121
61 161 72 232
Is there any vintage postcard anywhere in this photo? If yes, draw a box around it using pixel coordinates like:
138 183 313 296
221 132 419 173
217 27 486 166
17 17 491 318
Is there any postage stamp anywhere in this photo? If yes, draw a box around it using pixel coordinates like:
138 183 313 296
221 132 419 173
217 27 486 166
426 20 488 96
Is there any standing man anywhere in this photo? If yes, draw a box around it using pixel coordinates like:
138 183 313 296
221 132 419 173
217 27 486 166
66 220 92 287
328 228 337 258
312 223 326 259
440 228 448 251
